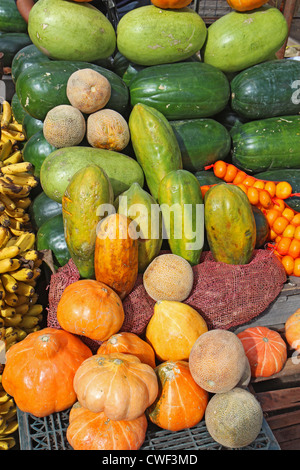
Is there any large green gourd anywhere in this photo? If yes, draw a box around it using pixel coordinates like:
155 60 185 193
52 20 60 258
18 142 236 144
40 146 144 203
129 103 182 201
117 182 162 273
204 184 256 265
62 165 114 279
116 5 207 66
202 6 288 73
158 169 204 266
28 0 116 62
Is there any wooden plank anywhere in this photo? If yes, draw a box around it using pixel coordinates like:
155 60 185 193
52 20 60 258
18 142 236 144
267 409 300 429
277 438 300 450
273 424 300 443
255 387 300 412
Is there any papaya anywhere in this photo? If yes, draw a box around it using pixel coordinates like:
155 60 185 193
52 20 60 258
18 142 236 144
117 182 163 273
158 169 204 266
129 103 182 201
204 183 256 265
62 164 114 279
40 146 144 203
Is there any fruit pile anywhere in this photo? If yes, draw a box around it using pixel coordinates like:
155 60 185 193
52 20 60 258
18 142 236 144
1 0 300 453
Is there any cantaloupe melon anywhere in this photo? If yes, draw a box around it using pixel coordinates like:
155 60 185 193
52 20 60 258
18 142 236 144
66 69 111 114
143 254 194 302
205 387 263 448
189 329 247 393
43 105 86 148
145 300 208 362
87 109 130 151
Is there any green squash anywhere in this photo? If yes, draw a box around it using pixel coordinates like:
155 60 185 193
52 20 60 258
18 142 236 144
129 103 182 200
158 169 204 266
62 164 114 279
117 182 163 273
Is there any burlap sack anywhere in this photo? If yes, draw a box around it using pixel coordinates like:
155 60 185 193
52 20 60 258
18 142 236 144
47 250 286 351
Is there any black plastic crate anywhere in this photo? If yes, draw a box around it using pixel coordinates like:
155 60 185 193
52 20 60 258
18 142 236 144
16 407 281 451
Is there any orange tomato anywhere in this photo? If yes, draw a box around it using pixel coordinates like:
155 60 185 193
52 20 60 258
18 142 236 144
213 161 227 179
200 185 210 198
288 239 300 259
272 216 289 235
293 258 300 276
277 237 292 256
233 171 247 185
264 181 276 198
272 198 286 212
275 181 293 199
237 183 248 194
259 189 272 209
282 207 295 222
253 180 265 190
294 226 300 240
266 208 281 228
281 255 295 276
291 213 300 227
243 176 256 187
224 164 238 183
247 186 259 205
283 224 296 239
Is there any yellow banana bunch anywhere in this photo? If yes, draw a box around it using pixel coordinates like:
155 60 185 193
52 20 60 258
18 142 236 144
0 366 18 450
1 101 25 148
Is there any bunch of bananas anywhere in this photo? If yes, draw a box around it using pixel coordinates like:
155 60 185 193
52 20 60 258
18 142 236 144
0 365 18 450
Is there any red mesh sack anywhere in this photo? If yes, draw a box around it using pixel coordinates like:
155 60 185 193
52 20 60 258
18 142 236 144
121 249 287 333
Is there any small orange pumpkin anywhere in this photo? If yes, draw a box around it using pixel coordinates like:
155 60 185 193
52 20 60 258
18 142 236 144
285 309 300 351
226 0 268 11
56 279 124 341
237 326 287 378
94 213 138 300
67 402 148 450
2 328 92 417
151 0 192 8
97 332 156 368
147 361 208 431
74 352 158 420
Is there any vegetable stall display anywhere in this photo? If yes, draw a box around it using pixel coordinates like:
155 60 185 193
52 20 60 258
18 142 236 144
1 0 300 452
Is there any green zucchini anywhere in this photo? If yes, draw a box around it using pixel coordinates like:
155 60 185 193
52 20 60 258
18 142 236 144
170 118 231 172
29 191 62 230
129 62 230 120
231 59 300 120
37 214 70 268
0 33 32 67
23 130 57 178
232 116 300 173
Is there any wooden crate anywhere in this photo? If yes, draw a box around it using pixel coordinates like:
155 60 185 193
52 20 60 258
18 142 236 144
248 329 300 450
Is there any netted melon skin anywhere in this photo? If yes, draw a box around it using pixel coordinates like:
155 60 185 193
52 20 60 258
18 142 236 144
189 329 247 393
43 105 86 148
205 387 263 448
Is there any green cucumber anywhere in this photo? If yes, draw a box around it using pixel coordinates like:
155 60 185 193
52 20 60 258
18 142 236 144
170 118 231 172
129 61 230 120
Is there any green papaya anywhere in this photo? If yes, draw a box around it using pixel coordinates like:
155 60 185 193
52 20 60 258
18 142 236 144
117 182 163 272
62 164 114 279
129 103 182 200
158 169 204 266
204 183 256 265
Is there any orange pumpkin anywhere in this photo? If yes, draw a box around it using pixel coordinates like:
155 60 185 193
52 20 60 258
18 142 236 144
97 332 156 368
67 402 148 450
56 279 124 341
226 0 268 11
147 361 208 431
94 213 138 299
237 326 287 378
285 309 300 351
151 0 192 8
74 352 158 420
2 328 92 418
